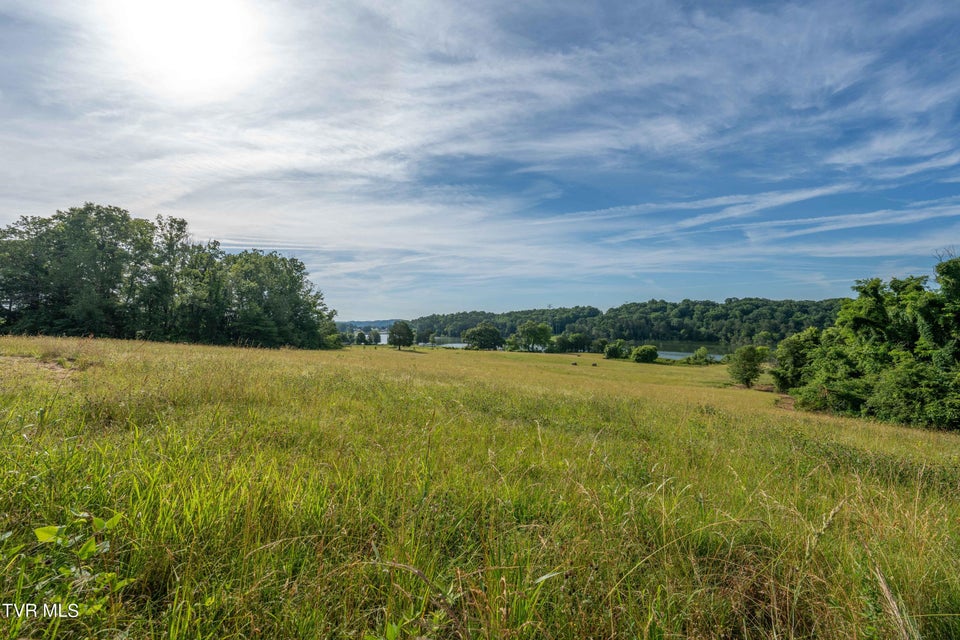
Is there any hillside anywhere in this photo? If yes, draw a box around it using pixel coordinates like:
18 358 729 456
1 337 958 638
407 298 843 346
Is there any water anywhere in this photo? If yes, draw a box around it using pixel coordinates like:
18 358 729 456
417 344 722 360
657 350 724 361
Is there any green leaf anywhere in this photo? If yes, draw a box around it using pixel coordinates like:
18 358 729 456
34 525 62 543
385 622 400 640
104 513 122 530
77 536 97 560
92 517 106 532
112 577 134 592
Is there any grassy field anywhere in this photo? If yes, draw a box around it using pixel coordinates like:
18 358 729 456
1 336 959 639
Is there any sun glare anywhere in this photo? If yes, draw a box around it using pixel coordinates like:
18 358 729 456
95 0 264 104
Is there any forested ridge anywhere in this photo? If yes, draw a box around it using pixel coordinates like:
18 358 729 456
410 297 843 347
0 204 339 348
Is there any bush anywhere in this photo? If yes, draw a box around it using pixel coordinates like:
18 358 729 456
794 377 873 414
604 340 627 359
682 346 713 366
866 360 960 428
631 345 659 363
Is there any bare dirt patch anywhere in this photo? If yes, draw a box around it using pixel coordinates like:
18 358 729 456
0 355 73 381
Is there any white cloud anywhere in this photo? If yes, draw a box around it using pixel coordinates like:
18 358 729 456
2 0 960 316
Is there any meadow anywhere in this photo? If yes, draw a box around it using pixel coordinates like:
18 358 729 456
1 336 959 639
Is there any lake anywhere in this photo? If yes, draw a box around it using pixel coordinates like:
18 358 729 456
420 343 724 360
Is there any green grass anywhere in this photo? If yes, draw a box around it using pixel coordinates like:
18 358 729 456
1 336 959 638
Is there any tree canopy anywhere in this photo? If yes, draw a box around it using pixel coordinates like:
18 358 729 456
0 204 339 349
388 320 414 350
409 298 840 350
728 345 764 388
462 321 503 350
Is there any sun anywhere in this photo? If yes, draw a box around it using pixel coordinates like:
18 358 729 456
94 0 264 104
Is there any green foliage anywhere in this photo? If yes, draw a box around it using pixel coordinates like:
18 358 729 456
865 359 960 427
631 345 659 363
728 345 764 387
573 297 839 344
681 346 715 366
772 258 960 429
388 320 415 350
771 327 821 392
26 510 131 623
604 339 627 359
516 321 552 352
411 306 602 341
411 298 840 347
0 204 338 349
462 321 504 350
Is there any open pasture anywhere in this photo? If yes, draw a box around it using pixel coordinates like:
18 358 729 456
1 337 959 638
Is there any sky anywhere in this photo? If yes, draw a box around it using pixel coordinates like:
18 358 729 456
2 1 960 320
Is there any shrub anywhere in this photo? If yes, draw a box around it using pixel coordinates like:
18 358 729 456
604 340 627 359
631 345 659 363
683 346 713 366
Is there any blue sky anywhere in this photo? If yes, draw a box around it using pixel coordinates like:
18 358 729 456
2 1 960 319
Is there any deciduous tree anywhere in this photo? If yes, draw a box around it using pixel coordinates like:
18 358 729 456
388 320 414 350
728 345 764 388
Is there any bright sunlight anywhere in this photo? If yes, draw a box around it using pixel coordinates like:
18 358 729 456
94 0 264 104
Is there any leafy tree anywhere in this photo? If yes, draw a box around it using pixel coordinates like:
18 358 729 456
593 338 609 354
356 331 367 345
631 345 659 363
170 241 230 344
0 204 339 349
517 321 552 352
388 320 414 350
368 329 381 346
770 327 820 392
728 345 764 388
462 321 503 350
568 333 591 352
224 250 335 349
773 259 960 427
548 333 571 353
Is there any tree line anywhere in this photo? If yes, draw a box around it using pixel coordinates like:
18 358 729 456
769 257 960 429
0 204 339 349
408 298 842 351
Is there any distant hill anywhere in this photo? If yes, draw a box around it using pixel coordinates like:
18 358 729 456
407 298 845 346
336 320 403 330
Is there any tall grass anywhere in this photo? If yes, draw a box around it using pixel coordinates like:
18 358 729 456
1 337 959 638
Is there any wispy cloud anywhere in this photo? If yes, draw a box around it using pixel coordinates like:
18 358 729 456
2 0 960 316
